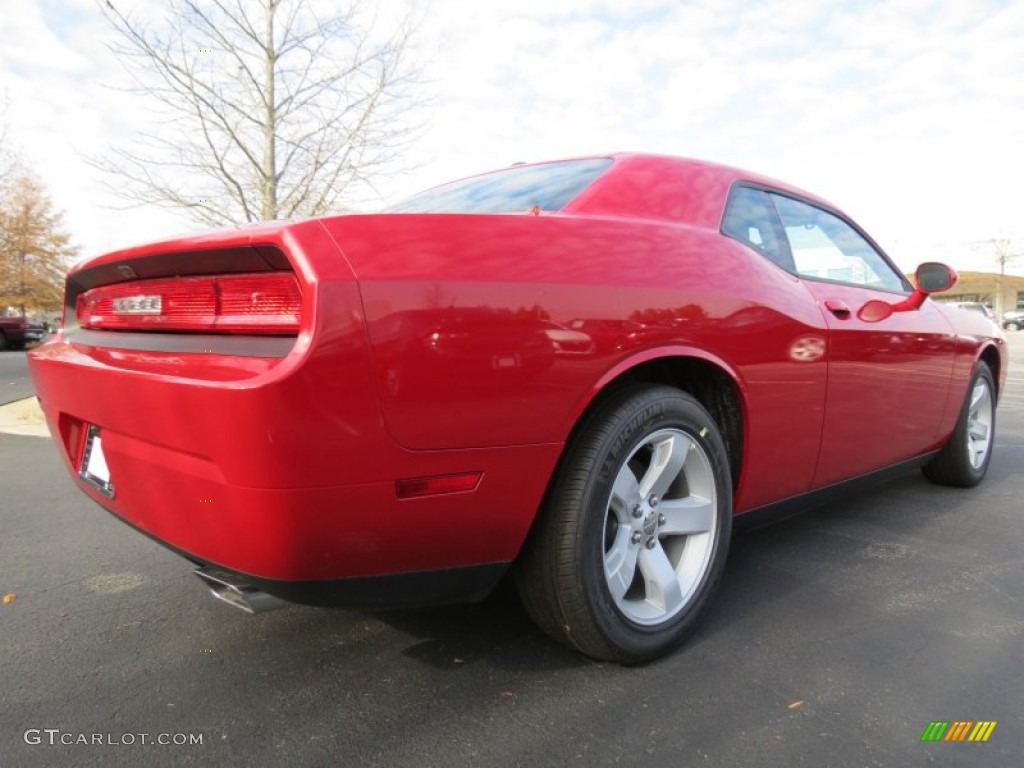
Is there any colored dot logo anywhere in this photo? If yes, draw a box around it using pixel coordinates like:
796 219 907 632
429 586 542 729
921 720 997 742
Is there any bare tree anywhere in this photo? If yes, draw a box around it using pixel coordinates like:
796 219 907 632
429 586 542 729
989 237 1021 318
94 0 423 226
0 175 78 315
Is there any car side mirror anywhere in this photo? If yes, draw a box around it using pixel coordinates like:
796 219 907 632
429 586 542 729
915 262 957 293
857 262 958 322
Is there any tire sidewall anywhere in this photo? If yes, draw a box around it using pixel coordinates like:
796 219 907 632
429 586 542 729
959 363 996 483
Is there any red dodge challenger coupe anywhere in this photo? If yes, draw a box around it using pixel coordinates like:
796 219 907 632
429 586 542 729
28 154 1006 662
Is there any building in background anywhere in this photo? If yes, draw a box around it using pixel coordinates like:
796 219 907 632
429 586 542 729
926 271 1024 317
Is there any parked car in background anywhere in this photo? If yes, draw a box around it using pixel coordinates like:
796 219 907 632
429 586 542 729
27 153 1008 663
948 301 995 320
1002 309 1024 331
0 315 47 351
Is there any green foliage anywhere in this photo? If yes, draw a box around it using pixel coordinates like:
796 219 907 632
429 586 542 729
0 174 78 315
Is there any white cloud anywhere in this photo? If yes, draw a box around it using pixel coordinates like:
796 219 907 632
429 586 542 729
1 0 192 258
1 0 1022 276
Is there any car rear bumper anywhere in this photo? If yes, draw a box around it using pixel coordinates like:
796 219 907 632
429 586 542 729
29 332 561 588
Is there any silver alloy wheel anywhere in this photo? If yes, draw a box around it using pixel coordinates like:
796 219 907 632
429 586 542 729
602 428 718 626
967 377 994 469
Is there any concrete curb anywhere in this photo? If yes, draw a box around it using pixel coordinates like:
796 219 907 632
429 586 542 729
0 397 50 437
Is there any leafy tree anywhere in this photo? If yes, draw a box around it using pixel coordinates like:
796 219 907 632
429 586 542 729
0 175 78 316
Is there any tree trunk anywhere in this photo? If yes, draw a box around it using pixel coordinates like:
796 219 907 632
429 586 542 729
262 0 278 220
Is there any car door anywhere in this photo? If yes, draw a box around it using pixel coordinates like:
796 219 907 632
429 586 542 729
765 192 958 487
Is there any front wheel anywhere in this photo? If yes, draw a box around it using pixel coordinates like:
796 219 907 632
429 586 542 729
923 361 996 487
515 385 732 663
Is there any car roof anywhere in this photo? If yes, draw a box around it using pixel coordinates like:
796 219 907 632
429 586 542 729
562 153 839 228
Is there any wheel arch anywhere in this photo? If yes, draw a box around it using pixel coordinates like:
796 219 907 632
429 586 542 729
564 348 747 491
512 348 742 660
978 343 1001 399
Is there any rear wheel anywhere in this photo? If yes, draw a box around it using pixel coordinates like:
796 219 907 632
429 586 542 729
516 385 732 663
0 333 7 351
923 361 996 487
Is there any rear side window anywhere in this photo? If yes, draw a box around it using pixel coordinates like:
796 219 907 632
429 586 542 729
388 158 613 214
721 186 795 271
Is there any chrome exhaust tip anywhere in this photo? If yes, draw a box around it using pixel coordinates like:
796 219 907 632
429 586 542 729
194 566 285 614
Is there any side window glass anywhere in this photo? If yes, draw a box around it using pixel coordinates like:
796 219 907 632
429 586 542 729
721 186 795 272
769 193 905 292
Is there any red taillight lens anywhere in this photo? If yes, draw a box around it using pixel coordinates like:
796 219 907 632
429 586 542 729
76 273 301 334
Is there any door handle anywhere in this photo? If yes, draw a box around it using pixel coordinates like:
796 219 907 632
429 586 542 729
824 299 851 319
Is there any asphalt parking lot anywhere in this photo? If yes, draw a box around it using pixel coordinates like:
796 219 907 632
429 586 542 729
2 335 1022 767
0 348 38 405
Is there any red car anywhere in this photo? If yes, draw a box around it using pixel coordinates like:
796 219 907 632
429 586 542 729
28 154 1006 662
0 315 47 350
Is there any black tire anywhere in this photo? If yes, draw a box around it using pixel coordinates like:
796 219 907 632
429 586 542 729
922 362 996 487
0 333 7 351
1006 322 1020 332
515 384 732 663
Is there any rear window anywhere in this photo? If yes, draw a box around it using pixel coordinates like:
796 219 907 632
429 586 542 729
388 158 613 214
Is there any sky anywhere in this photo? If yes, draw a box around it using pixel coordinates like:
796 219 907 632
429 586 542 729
1 0 1023 275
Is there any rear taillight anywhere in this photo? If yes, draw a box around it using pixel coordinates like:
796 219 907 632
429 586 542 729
76 273 302 334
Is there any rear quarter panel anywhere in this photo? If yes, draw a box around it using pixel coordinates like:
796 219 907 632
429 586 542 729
321 212 831 511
